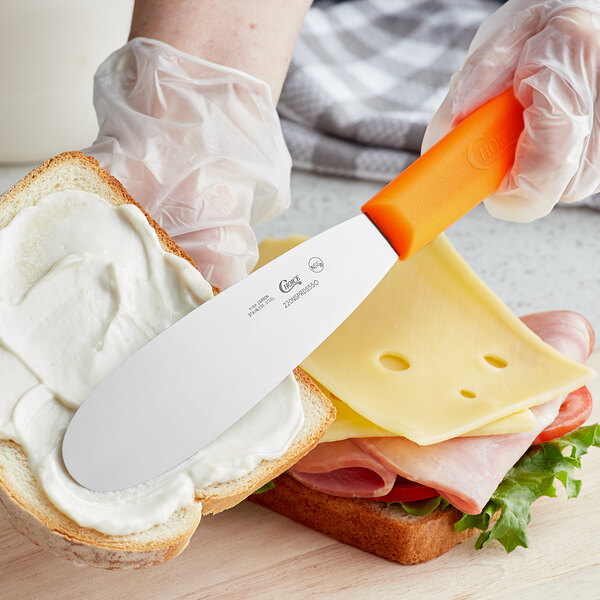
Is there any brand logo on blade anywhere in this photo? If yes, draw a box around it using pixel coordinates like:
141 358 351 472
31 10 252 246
279 275 302 293
308 256 324 273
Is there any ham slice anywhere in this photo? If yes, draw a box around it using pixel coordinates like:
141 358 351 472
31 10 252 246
356 403 560 514
293 311 594 512
288 439 397 498
520 311 594 363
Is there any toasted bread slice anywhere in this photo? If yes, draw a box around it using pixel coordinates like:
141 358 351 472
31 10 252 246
0 152 335 570
249 474 476 565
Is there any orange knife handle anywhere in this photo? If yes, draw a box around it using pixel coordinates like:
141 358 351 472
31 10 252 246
361 88 524 260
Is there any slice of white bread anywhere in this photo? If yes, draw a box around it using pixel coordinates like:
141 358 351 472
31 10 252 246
249 474 476 565
0 152 335 570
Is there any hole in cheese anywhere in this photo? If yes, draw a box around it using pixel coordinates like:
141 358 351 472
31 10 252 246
484 354 508 369
379 353 410 372
460 389 477 399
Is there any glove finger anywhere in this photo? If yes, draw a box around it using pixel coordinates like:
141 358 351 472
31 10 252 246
557 8 600 203
564 94 600 202
176 225 259 290
422 1 548 153
486 8 598 221
486 85 589 222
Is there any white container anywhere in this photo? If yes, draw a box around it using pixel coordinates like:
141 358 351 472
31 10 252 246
0 0 133 163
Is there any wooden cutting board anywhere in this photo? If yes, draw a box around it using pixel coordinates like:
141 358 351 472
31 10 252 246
2 352 600 600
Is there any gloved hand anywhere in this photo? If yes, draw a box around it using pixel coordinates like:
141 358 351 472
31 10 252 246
85 37 292 289
422 0 600 222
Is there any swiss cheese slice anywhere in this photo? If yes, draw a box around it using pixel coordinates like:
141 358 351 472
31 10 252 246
259 237 537 439
257 235 595 445
460 408 537 437
318 387 390 443
319 388 538 443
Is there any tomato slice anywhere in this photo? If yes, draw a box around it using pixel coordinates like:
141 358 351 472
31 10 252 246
532 386 592 445
371 476 438 502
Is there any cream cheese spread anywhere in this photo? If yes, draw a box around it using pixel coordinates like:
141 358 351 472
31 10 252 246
0 191 303 535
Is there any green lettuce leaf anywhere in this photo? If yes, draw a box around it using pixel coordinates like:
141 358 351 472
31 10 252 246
253 480 275 494
455 423 600 552
388 496 450 516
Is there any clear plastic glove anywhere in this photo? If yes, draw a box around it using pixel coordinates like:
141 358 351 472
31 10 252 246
85 38 291 289
422 0 600 222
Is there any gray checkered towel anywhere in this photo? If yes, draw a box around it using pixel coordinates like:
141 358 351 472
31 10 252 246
278 0 499 182
279 0 600 209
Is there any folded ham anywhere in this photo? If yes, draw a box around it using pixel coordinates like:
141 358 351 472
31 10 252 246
289 311 594 513
289 439 397 498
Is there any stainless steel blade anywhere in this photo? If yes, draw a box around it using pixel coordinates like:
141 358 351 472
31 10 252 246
62 214 397 491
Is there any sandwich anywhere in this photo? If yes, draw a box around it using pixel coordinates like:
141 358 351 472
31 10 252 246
249 235 599 565
0 153 335 570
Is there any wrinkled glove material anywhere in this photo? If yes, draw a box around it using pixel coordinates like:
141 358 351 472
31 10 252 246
423 0 600 222
86 38 292 289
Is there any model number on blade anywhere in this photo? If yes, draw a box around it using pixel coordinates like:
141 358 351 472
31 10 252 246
248 294 275 317
282 280 319 309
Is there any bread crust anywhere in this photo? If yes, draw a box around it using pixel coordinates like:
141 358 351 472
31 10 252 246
0 152 335 569
249 474 476 565
0 441 201 569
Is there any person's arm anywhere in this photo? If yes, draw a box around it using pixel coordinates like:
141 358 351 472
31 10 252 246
129 0 312 102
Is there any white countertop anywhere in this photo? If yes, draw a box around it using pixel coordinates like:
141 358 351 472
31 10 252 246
2 163 599 338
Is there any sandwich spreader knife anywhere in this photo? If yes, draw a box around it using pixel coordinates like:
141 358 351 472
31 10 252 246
63 89 524 492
